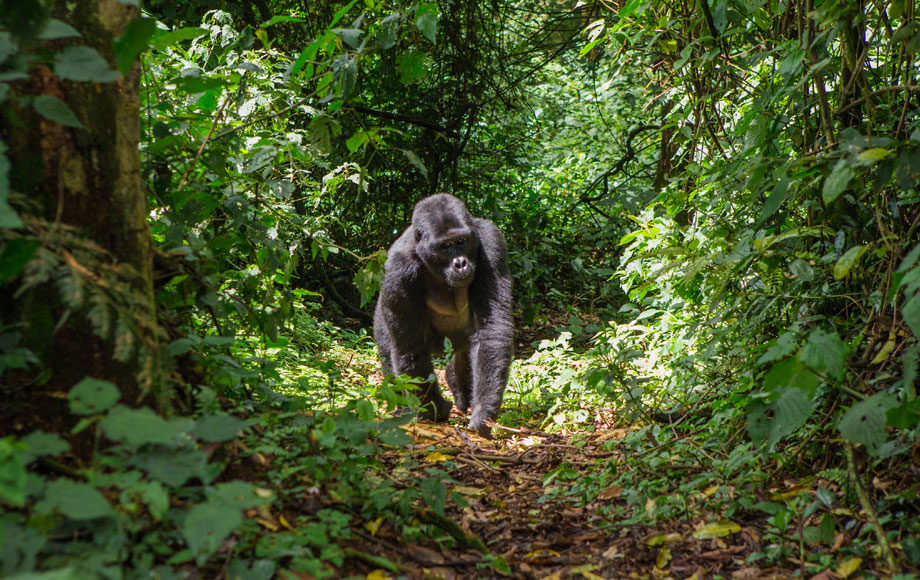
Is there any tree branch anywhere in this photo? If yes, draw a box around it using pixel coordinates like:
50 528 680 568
347 104 461 139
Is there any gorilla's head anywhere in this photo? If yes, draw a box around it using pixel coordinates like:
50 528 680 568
412 194 480 289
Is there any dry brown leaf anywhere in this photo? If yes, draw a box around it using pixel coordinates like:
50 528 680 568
407 543 445 565
598 485 622 499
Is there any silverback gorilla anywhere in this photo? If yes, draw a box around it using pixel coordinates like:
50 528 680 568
374 193 513 437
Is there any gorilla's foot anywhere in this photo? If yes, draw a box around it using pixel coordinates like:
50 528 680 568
418 398 453 422
474 423 493 440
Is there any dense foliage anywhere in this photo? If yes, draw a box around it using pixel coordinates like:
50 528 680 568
1 0 919 577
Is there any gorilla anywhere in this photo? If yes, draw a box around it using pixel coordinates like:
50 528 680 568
374 193 513 437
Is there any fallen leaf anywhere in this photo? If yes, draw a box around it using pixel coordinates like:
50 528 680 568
646 532 684 546
731 567 761 579
836 557 861 578
365 516 384 535
426 451 452 462
526 548 561 559
367 570 392 580
407 543 445 565
279 514 296 531
598 485 622 499
602 544 619 559
693 521 741 539
656 546 672 569
453 486 484 496
571 564 604 580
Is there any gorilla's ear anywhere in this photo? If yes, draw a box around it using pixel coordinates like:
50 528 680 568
415 227 423 242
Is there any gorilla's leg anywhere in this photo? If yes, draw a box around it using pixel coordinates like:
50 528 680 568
418 377 452 422
468 334 512 438
392 349 451 422
446 349 472 413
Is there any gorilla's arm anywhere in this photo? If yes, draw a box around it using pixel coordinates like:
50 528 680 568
376 232 450 418
467 218 513 433
377 234 432 377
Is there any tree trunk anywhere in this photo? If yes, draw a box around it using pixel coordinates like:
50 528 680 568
0 0 164 415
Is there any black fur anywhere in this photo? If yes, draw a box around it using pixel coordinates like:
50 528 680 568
374 193 513 437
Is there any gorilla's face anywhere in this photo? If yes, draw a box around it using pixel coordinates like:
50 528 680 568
413 194 480 289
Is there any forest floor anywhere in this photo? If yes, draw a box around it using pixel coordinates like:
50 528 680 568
334 414 793 580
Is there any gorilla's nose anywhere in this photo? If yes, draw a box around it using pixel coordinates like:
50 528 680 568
452 256 469 272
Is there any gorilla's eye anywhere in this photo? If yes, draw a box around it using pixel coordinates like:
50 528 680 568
456 237 467 246
439 241 452 251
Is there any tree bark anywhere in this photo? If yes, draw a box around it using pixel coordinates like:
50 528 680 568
1 0 163 410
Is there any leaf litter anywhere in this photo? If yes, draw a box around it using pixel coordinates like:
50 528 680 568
326 417 791 580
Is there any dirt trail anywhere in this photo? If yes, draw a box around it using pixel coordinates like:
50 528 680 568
344 421 776 580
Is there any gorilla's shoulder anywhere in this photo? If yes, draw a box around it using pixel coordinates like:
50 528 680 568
472 218 507 252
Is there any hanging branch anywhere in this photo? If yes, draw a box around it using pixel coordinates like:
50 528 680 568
347 104 461 139
580 124 660 206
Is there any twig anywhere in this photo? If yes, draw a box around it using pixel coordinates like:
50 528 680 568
176 94 233 192
844 442 899 574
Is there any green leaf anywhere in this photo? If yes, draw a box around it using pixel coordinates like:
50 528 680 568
21 431 70 459
902 293 920 338
0 140 20 229
788 259 814 282
0 437 28 506
38 19 81 40
264 15 305 27
37 480 115 519
101 406 192 446
141 480 169 521
886 398 920 430
764 358 818 396
332 27 362 49
114 17 158 73
68 377 120 415
403 149 428 178
191 414 248 442
758 175 789 223
213 481 265 508
414 2 439 44
396 49 427 84
855 147 890 165
834 245 869 279
897 242 920 273
768 387 815 448
616 0 644 20
172 75 231 94
822 160 853 205
183 499 242 565
346 131 369 153
32 95 85 129
53 46 121 82
0 237 39 281
149 27 207 51
130 446 212 487
329 0 359 28
800 329 846 380
838 393 898 456
421 476 447 516
356 399 375 421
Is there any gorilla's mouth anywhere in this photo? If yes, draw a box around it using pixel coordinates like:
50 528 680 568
447 270 474 286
